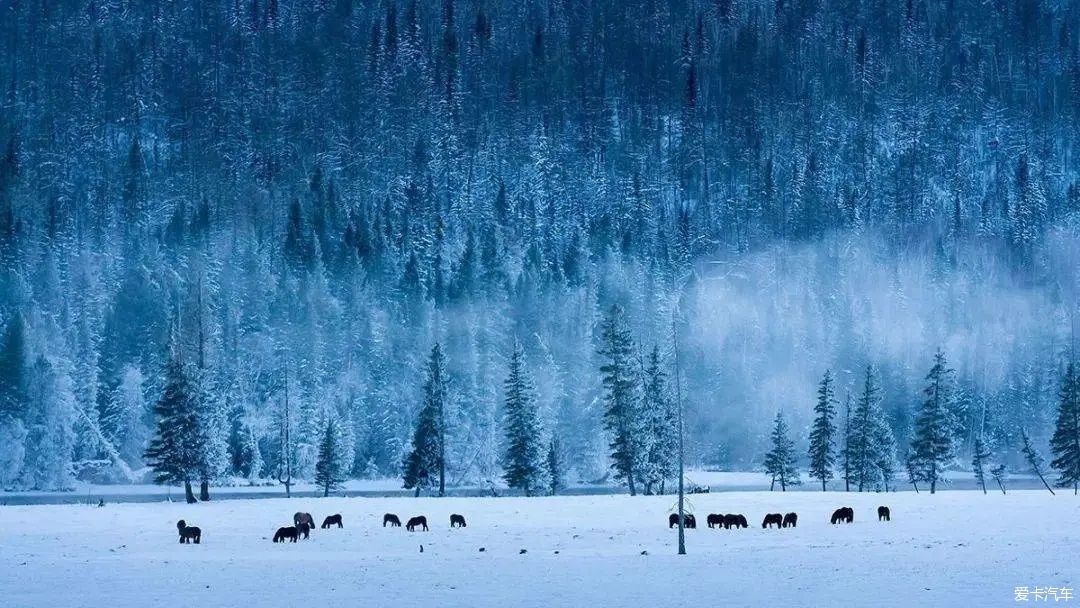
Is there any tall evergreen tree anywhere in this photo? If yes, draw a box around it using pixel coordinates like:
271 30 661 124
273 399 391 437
598 304 643 496
315 419 346 497
909 349 955 493
501 343 544 496
547 435 562 496
1049 362 1080 494
640 346 678 495
0 312 28 423
144 349 202 504
807 369 838 491
763 411 800 491
1020 428 1055 495
841 392 852 492
403 343 448 497
849 366 889 491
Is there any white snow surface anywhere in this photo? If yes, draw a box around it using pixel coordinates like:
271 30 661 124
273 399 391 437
0 490 1075 608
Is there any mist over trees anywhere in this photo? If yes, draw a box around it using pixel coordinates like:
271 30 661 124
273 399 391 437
0 1 1078 491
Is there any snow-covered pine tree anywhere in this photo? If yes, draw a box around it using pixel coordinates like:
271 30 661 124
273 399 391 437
640 346 677 495
403 343 448 497
0 312 28 487
598 304 644 496
849 366 888 492
763 411 800 491
874 416 898 492
144 349 202 503
1049 362 1080 494
971 435 992 494
807 369 837 491
909 349 955 493
1019 428 1055 495
21 354 76 490
501 343 544 496
315 418 346 497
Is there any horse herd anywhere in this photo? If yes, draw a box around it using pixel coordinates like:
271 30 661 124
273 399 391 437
175 506 891 545
175 511 469 544
668 506 891 530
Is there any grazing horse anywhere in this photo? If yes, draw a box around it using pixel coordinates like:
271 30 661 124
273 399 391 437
297 522 311 539
322 514 343 529
273 526 298 543
782 512 798 528
830 507 854 524
706 513 724 528
668 513 695 529
383 513 401 527
450 514 467 528
877 506 891 521
722 514 748 529
762 513 783 529
406 516 429 532
293 512 316 531
177 520 201 544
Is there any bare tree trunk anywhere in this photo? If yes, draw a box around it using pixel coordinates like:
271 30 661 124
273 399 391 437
199 480 210 501
184 480 197 504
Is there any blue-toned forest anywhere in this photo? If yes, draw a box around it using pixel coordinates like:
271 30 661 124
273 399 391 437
0 0 1078 494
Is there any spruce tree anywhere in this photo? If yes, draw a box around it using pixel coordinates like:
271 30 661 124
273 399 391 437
144 350 202 503
640 346 677 495
841 392 852 491
315 419 346 497
1020 428 1055 495
849 366 887 491
909 350 955 493
807 369 837 491
971 435 992 494
501 343 544 496
874 418 897 492
403 343 448 497
1049 362 1080 494
598 304 643 496
763 411 800 491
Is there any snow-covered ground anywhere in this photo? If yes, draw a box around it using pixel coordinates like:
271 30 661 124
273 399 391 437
1 490 1074 607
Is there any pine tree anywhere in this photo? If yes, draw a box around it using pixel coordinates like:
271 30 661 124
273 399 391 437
315 419 346 497
1049 362 1080 494
640 346 677 495
1019 428 1055 495
849 366 889 491
909 350 955 493
501 343 544 496
598 304 644 496
144 350 202 504
763 411 800 491
841 392 852 491
808 369 838 491
0 312 28 423
403 343 448 497
971 435 992 494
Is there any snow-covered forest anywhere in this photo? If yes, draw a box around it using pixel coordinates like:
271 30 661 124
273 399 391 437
0 0 1078 492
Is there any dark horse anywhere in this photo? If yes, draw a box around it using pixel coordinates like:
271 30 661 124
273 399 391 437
762 513 783 529
383 513 402 527
322 514 343 529
297 522 311 539
177 520 201 544
877 506 891 521
706 513 724 528
293 512 316 531
273 526 298 543
782 512 798 528
722 514 748 529
450 514 467 528
667 513 696 529
406 516 429 531
830 507 854 524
